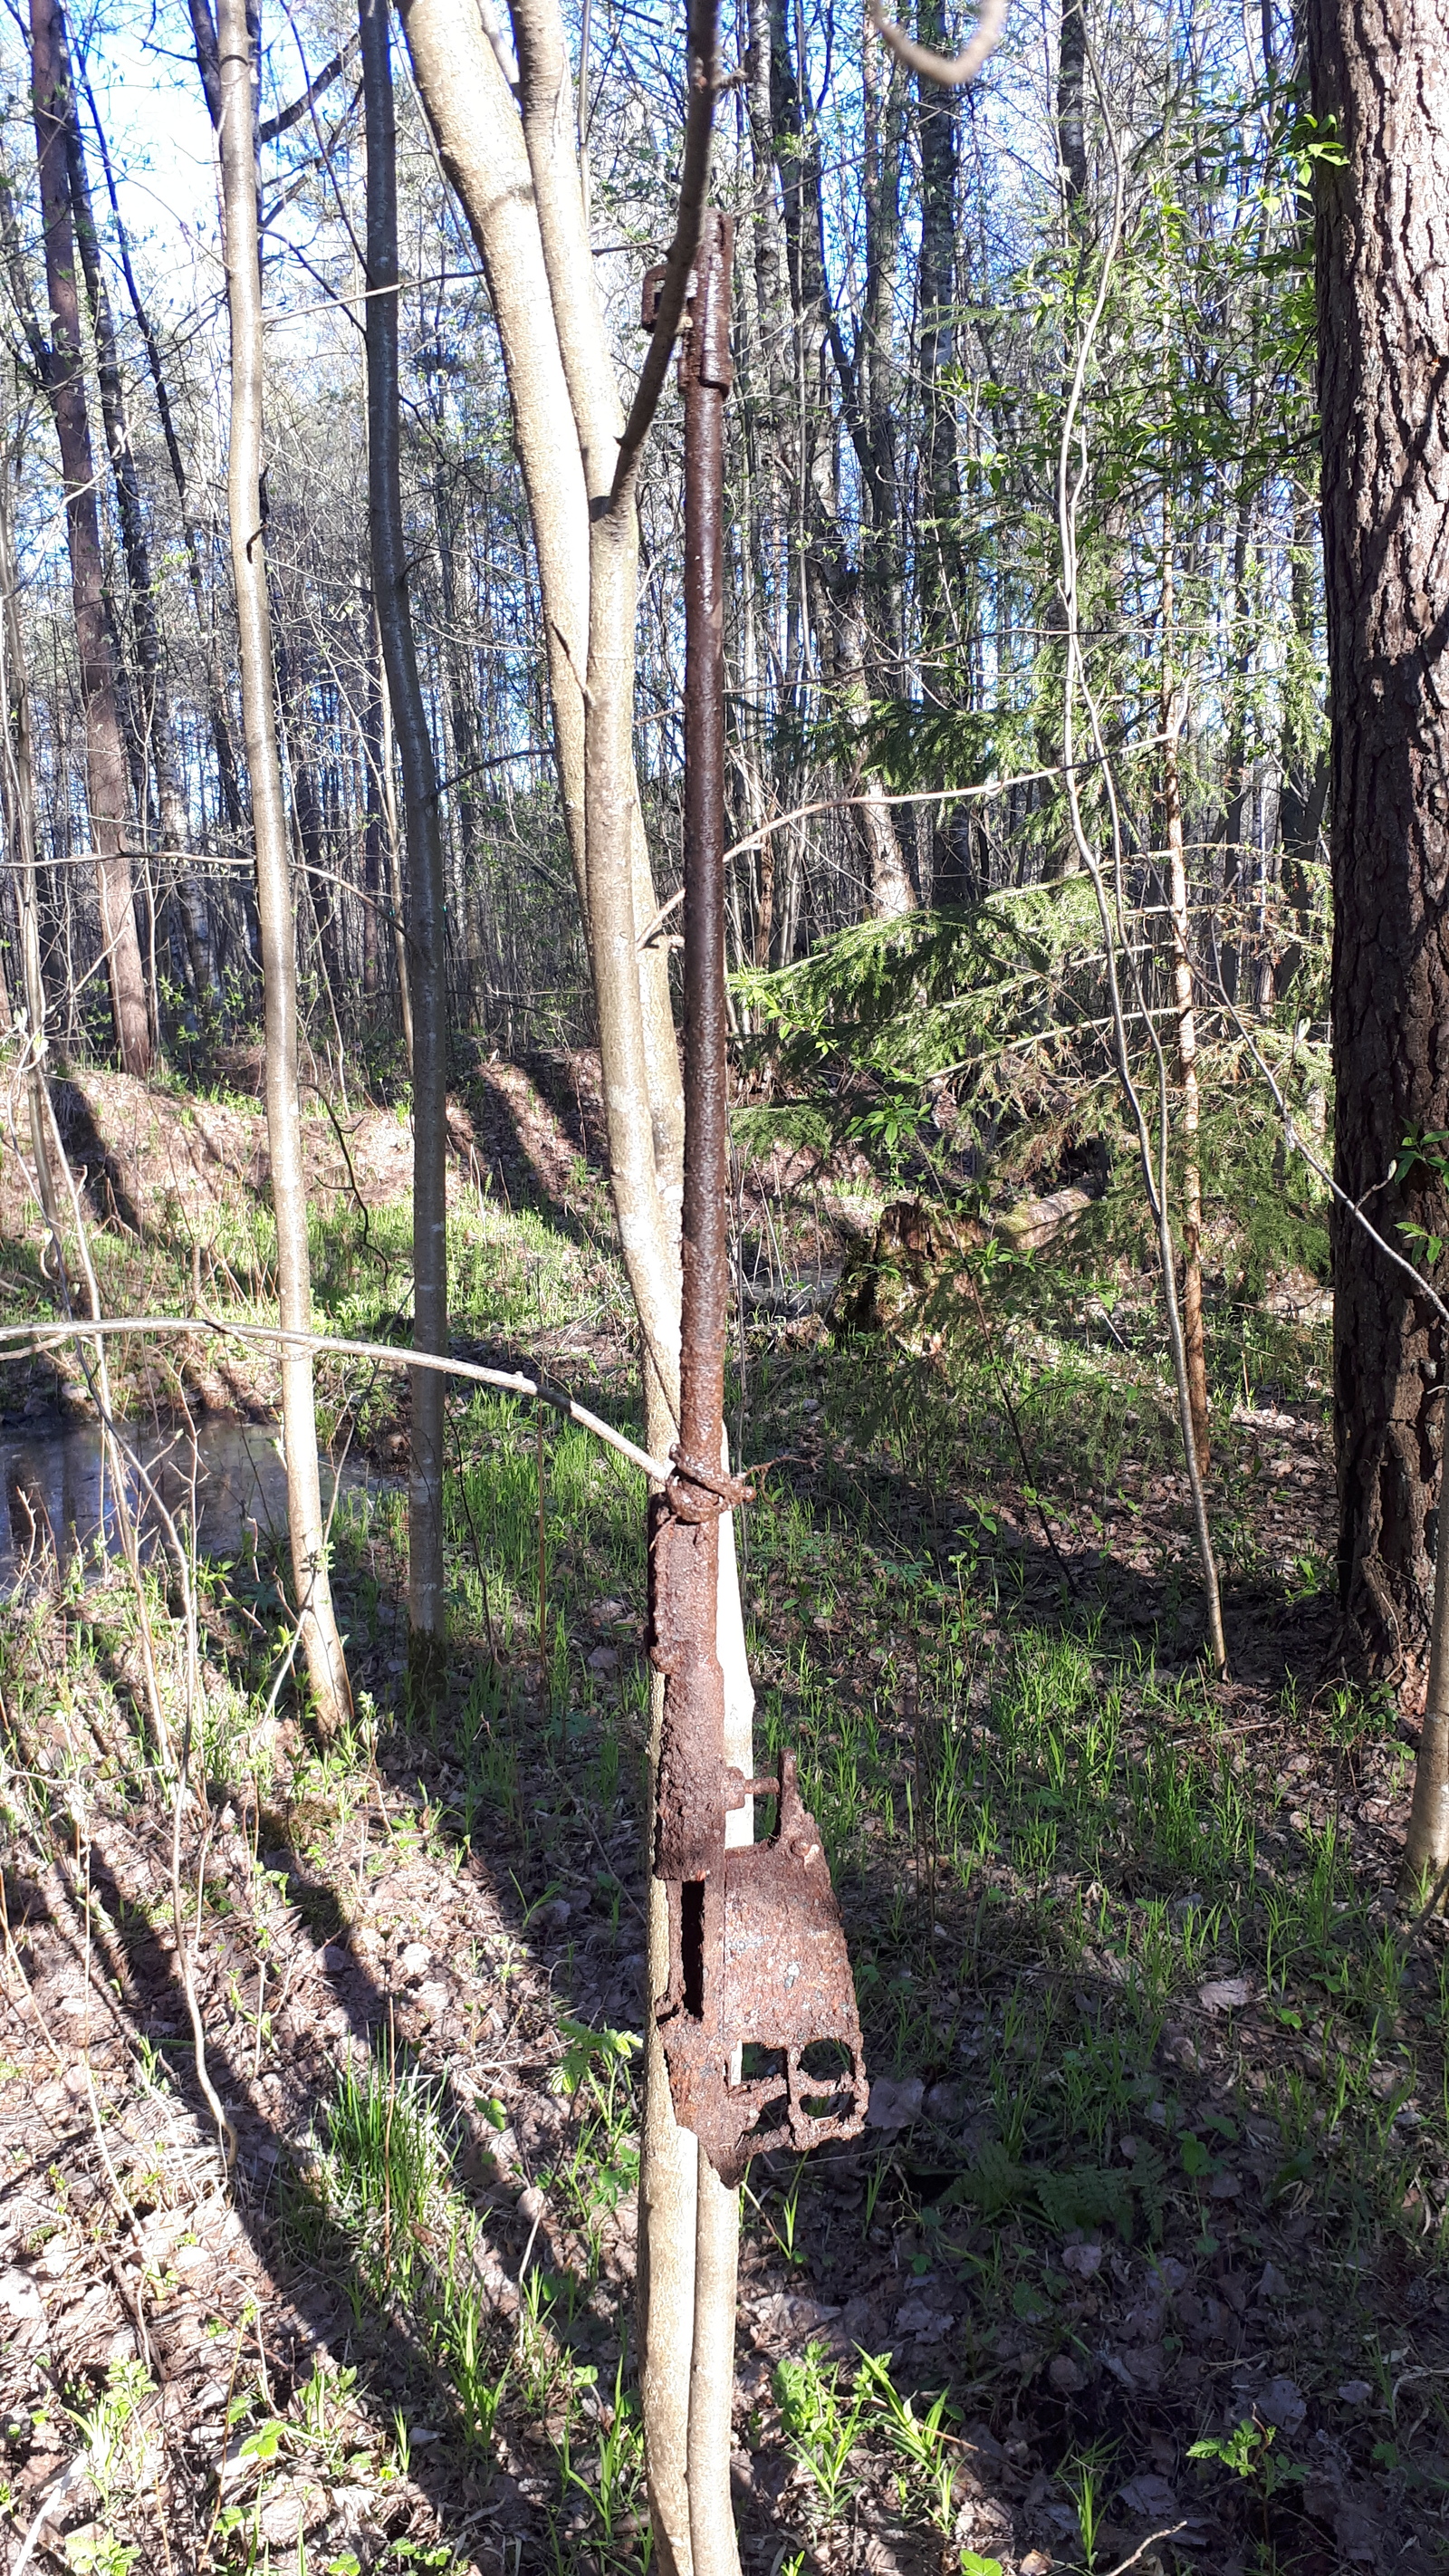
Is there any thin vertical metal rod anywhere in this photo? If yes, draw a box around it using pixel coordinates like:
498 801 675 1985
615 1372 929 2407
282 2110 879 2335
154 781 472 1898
677 206 733 1493
679 196 742 2576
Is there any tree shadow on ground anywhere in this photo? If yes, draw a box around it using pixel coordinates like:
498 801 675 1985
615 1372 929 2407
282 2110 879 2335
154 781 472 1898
2 1372 1444 2574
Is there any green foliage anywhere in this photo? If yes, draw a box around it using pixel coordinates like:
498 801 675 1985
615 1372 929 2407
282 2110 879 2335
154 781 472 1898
945 2145 1140 2243
772 2341 870 2524
1189 2416 1306 2501
1196 1092 1330 1293
856 2353 961 2535
737 885 1107 1092
548 2016 639 2110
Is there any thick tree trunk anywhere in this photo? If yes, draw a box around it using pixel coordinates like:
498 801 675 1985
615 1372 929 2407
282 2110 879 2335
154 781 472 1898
361 0 448 1699
28 0 150 1074
215 0 352 1735
1308 0 1449 1691
394 0 684 1227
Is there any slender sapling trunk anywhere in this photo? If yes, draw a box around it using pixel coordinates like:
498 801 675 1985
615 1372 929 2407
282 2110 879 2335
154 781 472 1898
1161 536 1210 1473
216 0 351 1735
361 0 448 1696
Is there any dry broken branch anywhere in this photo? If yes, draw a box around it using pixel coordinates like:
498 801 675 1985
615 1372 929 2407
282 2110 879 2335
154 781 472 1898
867 0 1005 87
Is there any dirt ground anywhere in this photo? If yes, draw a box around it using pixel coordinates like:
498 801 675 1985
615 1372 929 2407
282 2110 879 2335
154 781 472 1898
1 1058 1446 2576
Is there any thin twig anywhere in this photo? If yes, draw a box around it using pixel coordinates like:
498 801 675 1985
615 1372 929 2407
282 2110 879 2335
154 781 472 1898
1051 39 1226 1675
1109 2527 1190 2576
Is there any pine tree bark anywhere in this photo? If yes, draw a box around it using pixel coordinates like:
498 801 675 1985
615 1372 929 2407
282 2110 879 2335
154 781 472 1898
361 0 448 1699
1307 0 1449 1691
214 0 352 1735
28 0 151 1073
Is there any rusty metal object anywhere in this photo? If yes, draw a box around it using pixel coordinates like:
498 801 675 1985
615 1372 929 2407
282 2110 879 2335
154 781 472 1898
648 208 867 2188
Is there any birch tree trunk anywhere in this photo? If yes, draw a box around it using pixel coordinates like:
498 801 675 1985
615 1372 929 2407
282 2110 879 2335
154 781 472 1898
215 0 352 1736
360 0 447 1697
28 0 150 1074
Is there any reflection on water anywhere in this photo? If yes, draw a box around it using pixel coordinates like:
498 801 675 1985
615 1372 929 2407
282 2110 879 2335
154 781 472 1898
0 1415 389 1586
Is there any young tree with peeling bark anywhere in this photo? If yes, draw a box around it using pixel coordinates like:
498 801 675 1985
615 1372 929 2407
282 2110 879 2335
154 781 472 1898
212 0 352 1736
360 0 448 1700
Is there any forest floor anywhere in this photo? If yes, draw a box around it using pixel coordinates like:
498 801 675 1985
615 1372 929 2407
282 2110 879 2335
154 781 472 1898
0 1051 1444 2576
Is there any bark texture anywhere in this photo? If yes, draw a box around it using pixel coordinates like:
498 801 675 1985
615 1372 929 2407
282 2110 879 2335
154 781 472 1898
1308 0 1449 1686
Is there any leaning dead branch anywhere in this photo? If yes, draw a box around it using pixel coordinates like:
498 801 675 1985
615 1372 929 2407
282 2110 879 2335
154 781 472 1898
0 1312 676 1482
867 0 1005 87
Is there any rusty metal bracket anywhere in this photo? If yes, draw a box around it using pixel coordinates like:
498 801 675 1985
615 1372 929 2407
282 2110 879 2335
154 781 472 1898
648 208 867 2188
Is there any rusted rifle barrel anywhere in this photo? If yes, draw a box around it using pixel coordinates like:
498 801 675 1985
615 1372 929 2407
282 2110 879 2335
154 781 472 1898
646 215 868 2181
677 208 734 1485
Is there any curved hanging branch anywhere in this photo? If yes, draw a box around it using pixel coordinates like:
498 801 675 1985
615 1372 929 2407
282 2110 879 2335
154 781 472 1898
0 1312 674 1482
866 0 1006 85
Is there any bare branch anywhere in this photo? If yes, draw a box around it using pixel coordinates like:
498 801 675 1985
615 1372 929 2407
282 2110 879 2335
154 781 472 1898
259 34 360 141
866 0 1005 88
0 1312 676 1482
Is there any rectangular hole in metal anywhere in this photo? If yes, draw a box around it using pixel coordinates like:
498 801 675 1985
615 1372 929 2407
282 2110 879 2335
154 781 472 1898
798 2037 855 2121
737 2043 787 2085
734 2042 788 2130
681 1879 705 2016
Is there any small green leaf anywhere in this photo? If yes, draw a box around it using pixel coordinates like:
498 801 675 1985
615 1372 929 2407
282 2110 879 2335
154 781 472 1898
1180 2132 1214 2177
